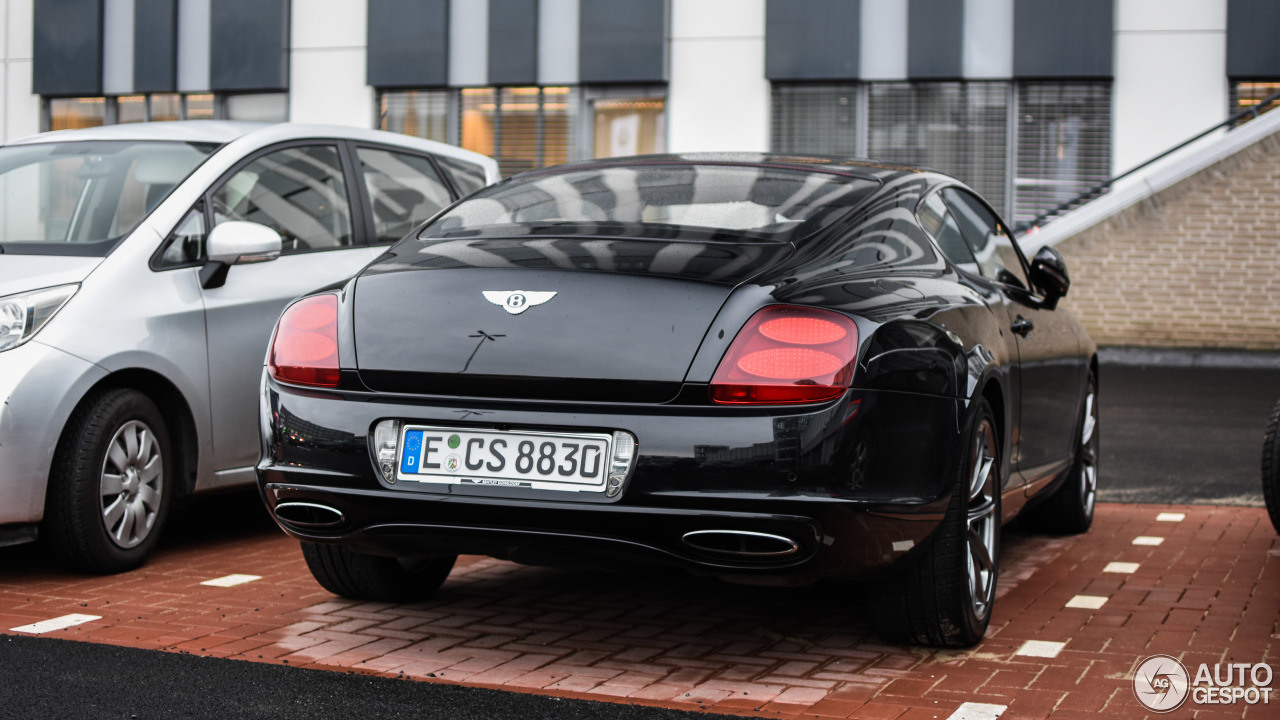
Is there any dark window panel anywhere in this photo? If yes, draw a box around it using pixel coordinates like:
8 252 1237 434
489 0 537 86
134 0 177 93
1227 0 1280 79
210 0 290 92
908 0 963 80
579 0 665 84
33 0 104 96
1013 0 1113 78
1013 81 1112 227
765 0 860 81
367 0 449 88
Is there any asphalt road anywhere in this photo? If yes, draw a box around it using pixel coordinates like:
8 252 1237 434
1098 359 1280 505
4 355 1278 719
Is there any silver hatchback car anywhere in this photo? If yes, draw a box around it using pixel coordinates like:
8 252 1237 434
0 121 498 572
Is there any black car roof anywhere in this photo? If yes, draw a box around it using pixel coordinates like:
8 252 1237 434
512 152 934 185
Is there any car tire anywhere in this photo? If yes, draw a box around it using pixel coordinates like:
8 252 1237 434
873 399 1001 647
301 542 457 603
44 388 173 574
1264 399 1280 534
1027 370 1099 535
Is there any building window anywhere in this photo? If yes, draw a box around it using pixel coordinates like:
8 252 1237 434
1013 82 1111 227
117 95 148 124
589 92 665 158
378 89 449 143
462 86 579 177
1230 81 1280 124
771 84 859 157
48 97 106 131
223 93 289 122
867 82 1010 214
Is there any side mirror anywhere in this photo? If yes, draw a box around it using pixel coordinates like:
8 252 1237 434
1030 246 1070 309
200 221 282 289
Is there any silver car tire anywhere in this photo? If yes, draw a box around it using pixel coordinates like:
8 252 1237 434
45 388 173 574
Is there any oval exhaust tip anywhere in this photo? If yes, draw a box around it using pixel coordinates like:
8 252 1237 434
682 530 800 558
274 501 345 529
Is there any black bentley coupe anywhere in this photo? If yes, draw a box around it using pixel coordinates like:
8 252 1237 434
256 154 1098 647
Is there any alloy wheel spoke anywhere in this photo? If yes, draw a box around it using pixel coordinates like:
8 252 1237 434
140 455 162 484
103 497 126 529
124 426 140 464
138 484 158 511
101 473 124 497
130 499 148 541
136 430 152 466
967 526 994 576
114 504 134 543
107 441 130 475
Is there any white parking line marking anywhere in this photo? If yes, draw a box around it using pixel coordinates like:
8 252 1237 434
947 702 1007 719
1156 513 1185 522
1132 536 1164 546
1016 640 1066 658
1105 562 1140 574
1066 595 1108 609
200 574 262 587
891 540 914 552
10 614 101 634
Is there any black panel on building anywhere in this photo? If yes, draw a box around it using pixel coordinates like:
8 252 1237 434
367 0 449 88
134 0 177 93
908 0 963 79
1227 0 1280 78
1013 0 1113 78
765 0 860 81
579 0 666 84
33 0 104 96
210 0 290 92
489 0 537 86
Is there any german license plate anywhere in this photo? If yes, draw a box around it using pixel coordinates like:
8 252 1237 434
397 426 612 492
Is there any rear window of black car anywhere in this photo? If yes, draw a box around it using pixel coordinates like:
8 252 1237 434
418 163 879 243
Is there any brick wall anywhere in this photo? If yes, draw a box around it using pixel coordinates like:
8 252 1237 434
1052 130 1280 349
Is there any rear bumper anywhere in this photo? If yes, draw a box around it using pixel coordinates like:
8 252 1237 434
257 376 967 579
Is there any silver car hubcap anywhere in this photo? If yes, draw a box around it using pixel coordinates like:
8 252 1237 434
966 418 998 621
99 420 163 549
1080 389 1098 516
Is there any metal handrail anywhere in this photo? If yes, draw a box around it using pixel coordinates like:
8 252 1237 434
1015 87 1280 234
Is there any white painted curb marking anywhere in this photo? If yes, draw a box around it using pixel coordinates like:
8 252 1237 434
1132 536 1164 546
1016 640 1066 658
1104 562 1140 574
201 574 262 587
1156 513 1185 522
10 614 101 634
947 701 1006 719
1066 595 1108 609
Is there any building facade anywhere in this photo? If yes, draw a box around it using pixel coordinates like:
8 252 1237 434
2 0 1278 226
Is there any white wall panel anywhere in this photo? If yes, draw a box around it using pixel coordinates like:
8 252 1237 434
5 59 39 141
177 0 210 92
963 0 1012 78
449 0 487 87
1113 32 1228 174
538 0 578 84
289 48 373 127
7 0 32 58
669 0 768 152
1118 0 1226 32
293 0 366 49
860 0 907 80
102 0 135 95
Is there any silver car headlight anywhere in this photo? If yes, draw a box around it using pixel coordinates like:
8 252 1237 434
0 284 78 352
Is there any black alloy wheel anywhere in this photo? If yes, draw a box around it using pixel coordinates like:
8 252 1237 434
302 542 457 603
45 388 174 573
874 398 1001 647
1264 399 1280 534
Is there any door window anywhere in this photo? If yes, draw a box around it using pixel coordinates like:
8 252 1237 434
917 191 980 275
210 145 353 254
357 147 453 243
942 188 1031 290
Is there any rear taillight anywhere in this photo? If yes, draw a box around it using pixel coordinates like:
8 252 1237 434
710 306 859 405
268 295 340 387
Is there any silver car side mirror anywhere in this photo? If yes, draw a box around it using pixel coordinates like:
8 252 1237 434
201 221 282 289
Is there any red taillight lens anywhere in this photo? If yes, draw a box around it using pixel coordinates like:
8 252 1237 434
268 295 340 387
710 306 859 404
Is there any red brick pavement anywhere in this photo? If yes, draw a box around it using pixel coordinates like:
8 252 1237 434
1 503 1276 719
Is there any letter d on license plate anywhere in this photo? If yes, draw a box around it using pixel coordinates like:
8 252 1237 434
397 425 612 492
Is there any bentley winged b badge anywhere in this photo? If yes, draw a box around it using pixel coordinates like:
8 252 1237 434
482 290 557 315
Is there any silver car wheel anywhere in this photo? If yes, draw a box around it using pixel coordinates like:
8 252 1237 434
966 418 999 621
99 420 164 549
1080 389 1098 518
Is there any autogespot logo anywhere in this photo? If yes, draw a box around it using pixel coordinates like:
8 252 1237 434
1134 655 1190 712
1134 655 1275 712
